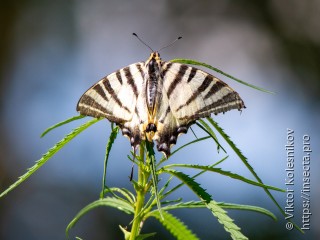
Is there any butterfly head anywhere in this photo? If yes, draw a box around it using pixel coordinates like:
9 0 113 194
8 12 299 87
147 51 162 65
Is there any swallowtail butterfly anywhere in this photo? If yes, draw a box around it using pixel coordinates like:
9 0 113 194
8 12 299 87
77 41 245 157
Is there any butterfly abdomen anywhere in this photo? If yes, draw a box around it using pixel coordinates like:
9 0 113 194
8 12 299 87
145 52 162 116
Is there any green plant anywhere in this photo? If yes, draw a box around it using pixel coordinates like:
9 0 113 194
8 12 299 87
0 59 300 239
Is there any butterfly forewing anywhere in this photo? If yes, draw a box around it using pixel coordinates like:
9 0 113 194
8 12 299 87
162 62 245 122
77 62 144 123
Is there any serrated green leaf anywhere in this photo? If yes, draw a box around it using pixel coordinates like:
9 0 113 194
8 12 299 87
158 175 173 196
40 115 86 137
164 164 284 192
66 197 134 239
161 157 228 199
218 202 277 221
164 136 211 162
0 118 101 199
101 126 119 198
160 198 182 206
197 119 226 153
136 232 157 240
145 140 162 218
148 210 199 240
206 118 302 232
206 118 254 178
170 58 274 94
207 200 248 240
162 169 212 202
162 201 204 210
103 187 135 204
162 201 276 221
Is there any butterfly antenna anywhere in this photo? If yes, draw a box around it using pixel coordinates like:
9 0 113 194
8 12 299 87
158 36 182 52
132 33 154 52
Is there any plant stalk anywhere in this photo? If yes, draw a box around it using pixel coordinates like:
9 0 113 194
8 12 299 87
130 144 146 240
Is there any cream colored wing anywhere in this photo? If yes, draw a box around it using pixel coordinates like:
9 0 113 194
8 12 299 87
153 62 245 156
162 62 245 122
77 62 148 148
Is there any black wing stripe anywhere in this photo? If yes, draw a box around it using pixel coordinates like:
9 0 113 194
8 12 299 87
176 75 212 111
176 90 245 121
187 67 197 82
134 106 140 119
162 62 173 78
136 63 144 81
93 83 109 101
197 74 212 92
195 92 243 114
204 79 227 99
123 66 139 99
78 95 126 123
103 77 131 113
159 106 171 123
116 71 123 85
166 64 189 98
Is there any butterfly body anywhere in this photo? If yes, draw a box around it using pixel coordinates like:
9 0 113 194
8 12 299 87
77 52 245 157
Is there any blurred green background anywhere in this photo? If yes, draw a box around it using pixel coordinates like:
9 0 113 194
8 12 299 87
0 1 319 239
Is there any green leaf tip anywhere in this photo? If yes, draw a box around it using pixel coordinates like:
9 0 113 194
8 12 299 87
66 197 134 239
163 169 212 202
206 117 302 233
41 115 86 137
101 126 119 198
170 58 274 94
165 164 284 192
207 200 248 240
0 117 100 199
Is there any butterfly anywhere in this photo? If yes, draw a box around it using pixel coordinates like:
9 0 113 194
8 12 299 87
77 49 245 157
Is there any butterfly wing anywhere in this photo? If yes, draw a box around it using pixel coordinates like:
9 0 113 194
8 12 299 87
163 62 245 120
77 58 245 156
77 62 148 148
153 62 245 156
